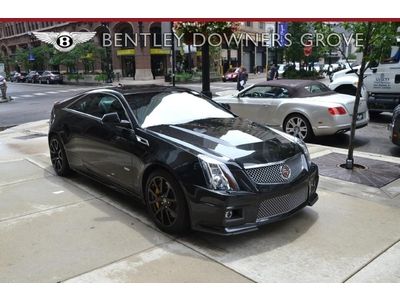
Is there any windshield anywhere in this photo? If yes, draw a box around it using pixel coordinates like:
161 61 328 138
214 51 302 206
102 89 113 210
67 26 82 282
125 91 235 128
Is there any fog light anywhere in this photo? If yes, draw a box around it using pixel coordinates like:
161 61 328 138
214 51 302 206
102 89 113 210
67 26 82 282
225 210 233 219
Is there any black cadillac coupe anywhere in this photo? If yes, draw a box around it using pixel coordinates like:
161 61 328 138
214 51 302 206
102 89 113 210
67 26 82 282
48 86 319 235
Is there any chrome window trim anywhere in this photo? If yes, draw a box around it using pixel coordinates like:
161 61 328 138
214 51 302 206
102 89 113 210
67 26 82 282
65 91 134 129
243 153 302 170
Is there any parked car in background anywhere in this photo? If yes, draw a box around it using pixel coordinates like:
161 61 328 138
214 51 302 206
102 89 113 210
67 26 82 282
278 64 287 77
26 71 42 83
389 104 400 146
222 67 243 82
39 71 63 84
10 72 28 82
48 86 319 235
214 80 369 142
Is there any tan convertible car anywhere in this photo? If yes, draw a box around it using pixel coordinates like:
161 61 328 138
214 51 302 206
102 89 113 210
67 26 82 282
214 80 369 142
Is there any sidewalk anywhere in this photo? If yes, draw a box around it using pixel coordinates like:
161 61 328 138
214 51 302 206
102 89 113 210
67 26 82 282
0 120 399 282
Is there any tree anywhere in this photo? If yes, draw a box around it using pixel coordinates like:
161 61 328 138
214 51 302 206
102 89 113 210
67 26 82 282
342 22 399 169
174 22 239 97
285 22 311 67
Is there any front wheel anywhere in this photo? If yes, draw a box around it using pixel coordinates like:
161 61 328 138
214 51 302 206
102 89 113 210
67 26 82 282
283 114 314 142
49 136 71 176
145 170 190 234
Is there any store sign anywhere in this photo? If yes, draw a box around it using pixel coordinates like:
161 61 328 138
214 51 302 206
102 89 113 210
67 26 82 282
117 49 136 56
150 48 170 55
278 22 288 47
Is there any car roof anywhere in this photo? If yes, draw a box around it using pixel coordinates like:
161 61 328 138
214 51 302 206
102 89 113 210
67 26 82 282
252 79 333 98
112 85 194 95
83 85 197 98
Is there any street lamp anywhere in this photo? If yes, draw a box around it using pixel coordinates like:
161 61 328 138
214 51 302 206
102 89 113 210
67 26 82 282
101 23 113 83
265 27 273 80
170 22 176 87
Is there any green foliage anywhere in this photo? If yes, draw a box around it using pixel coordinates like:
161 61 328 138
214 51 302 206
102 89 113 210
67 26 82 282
343 22 400 62
175 72 193 82
174 22 240 44
94 73 108 82
11 41 106 74
285 22 312 65
67 73 84 81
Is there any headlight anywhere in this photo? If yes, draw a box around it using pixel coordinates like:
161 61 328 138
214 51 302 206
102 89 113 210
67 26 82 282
198 154 239 191
295 137 311 168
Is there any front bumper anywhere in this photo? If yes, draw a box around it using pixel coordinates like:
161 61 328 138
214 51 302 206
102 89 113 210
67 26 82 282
187 164 319 235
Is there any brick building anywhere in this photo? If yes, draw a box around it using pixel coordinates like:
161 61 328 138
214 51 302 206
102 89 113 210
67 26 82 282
0 21 172 80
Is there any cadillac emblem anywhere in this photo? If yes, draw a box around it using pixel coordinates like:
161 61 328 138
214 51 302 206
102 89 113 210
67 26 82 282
280 164 291 180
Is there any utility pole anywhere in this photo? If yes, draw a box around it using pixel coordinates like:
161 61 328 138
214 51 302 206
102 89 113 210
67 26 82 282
274 22 278 65
170 22 176 86
201 41 212 98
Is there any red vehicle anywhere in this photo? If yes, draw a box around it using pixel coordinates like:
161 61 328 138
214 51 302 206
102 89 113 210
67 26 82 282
222 67 240 82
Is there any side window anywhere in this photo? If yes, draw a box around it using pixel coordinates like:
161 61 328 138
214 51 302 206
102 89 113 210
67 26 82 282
69 93 129 121
241 86 289 98
241 86 273 98
69 94 103 118
275 87 289 98
304 84 330 94
98 95 128 121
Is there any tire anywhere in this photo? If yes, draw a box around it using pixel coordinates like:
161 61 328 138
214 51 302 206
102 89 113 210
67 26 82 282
145 170 190 234
49 135 71 176
283 114 314 142
46 79 50 84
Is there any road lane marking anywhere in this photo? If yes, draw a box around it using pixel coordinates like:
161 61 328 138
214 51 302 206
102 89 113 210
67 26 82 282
20 95 33 98
33 93 46 96
45 91 59 94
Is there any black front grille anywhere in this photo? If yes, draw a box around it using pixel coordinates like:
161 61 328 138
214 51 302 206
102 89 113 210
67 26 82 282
256 186 308 222
245 154 305 184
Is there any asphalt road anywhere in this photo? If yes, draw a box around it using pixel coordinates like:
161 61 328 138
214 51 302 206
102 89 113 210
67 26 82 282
1 79 399 158
0 82 98 129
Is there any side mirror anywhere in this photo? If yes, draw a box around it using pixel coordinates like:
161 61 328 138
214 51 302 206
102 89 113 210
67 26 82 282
101 112 121 124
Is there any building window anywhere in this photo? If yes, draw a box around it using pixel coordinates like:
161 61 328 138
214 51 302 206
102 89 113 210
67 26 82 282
259 22 264 29
246 22 252 27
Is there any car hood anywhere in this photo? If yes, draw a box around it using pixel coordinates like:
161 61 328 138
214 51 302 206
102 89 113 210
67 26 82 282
147 117 300 167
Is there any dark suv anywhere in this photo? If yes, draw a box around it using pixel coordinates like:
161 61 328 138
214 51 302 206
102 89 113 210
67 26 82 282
39 71 63 84
26 71 42 83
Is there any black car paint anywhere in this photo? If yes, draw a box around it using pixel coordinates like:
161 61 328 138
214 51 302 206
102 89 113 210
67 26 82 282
389 104 400 146
49 87 319 235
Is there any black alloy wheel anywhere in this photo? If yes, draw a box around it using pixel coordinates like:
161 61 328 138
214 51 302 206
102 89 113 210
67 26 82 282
49 136 71 176
145 170 189 234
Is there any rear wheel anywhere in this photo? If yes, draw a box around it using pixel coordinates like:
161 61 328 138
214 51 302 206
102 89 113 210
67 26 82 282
49 136 71 176
283 114 314 142
145 170 190 234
